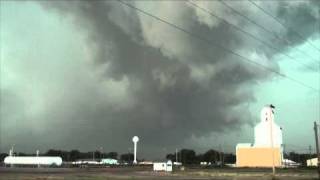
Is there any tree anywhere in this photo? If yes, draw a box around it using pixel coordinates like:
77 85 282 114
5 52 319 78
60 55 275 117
106 152 118 159
70 150 81 161
93 150 101 160
166 153 175 161
203 149 220 163
180 149 197 164
46 149 61 156
0 153 8 162
45 149 68 161
17 152 28 156
120 153 134 162
224 153 236 164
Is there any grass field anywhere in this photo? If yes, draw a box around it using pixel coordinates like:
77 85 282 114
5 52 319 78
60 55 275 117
0 167 317 180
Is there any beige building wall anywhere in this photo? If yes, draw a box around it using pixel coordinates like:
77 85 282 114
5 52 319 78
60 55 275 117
236 147 281 167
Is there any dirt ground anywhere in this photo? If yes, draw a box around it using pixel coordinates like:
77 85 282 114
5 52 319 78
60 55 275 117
0 167 317 180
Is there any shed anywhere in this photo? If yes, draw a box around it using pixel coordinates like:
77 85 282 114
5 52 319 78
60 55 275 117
307 158 318 167
101 158 118 165
153 160 172 172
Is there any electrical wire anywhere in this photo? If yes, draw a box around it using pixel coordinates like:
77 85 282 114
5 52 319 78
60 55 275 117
187 0 317 71
248 0 320 53
117 0 319 92
219 0 320 64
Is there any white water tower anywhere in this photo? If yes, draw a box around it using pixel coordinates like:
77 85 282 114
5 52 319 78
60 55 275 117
132 136 139 164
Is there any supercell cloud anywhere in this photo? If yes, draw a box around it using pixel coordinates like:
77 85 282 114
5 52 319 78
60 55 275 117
0 1 319 158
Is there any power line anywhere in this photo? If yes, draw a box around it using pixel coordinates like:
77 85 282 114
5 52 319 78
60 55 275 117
218 0 320 65
117 0 319 92
248 0 320 53
187 0 317 71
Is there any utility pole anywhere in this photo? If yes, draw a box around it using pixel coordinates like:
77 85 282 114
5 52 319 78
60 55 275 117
10 144 15 168
269 108 275 176
219 144 224 167
181 150 183 165
283 144 286 168
176 148 178 163
219 145 222 167
309 145 312 160
100 147 103 159
313 121 320 178
11 144 15 156
36 150 40 168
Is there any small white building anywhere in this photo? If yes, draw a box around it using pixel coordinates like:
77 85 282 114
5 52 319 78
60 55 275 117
101 158 118 165
282 159 300 168
307 158 318 167
138 161 153 165
72 160 100 165
153 160 172 172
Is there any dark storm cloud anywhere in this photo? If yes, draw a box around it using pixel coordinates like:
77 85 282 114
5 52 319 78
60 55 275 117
0 89 36 149
1 0 318 157
277 1 319 45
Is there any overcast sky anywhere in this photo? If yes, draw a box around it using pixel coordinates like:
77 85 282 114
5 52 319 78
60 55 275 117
0 0 319 159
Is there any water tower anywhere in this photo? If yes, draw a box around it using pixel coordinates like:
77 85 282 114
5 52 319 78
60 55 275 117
132 136 139 164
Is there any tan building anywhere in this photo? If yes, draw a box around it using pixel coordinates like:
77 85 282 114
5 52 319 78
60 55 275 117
236 146 281 167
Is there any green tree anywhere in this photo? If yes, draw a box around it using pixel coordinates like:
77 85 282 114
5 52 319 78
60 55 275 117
180 149 196 164
120 153 134 162
0 153 8 162
203 149 220 163
106 152 118 159
70 150 81 161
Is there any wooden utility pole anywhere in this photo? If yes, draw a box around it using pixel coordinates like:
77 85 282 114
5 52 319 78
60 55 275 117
219 152 222 167
176 148 178 163
269 109 275 176
313 121 320 179
309 145 312 161
283 144 286 168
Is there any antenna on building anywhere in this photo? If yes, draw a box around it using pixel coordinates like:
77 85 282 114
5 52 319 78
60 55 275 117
132 136 139 164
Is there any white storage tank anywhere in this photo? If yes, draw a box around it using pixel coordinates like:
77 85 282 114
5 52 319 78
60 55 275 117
254 105 283 148
4 156 63 166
